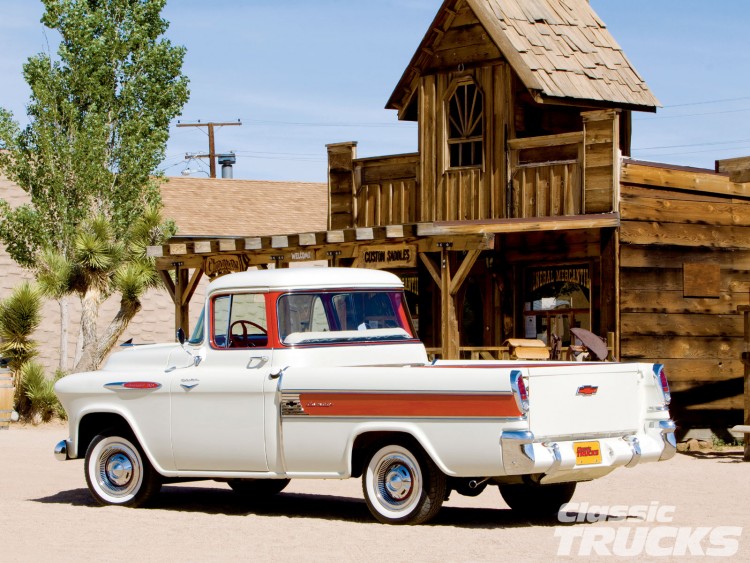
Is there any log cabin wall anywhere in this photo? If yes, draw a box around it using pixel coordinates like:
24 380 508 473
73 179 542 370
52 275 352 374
619 161 750 426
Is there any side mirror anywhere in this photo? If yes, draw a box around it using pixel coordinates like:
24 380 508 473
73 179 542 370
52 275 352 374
176 328 186 345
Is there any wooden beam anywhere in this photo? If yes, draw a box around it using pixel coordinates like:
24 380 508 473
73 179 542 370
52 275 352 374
182 268 204 307
717 156 750 184
450 249 481 296
417 214 619 236
507 131 584 151
419 253 441 287
158 270 175 301
622 162 750 198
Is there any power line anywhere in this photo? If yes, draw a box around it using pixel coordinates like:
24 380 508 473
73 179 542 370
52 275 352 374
634 137 750 151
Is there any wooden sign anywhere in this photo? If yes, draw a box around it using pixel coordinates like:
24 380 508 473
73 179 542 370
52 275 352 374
530 266 590 292
205 254 246 277
357 244 418 269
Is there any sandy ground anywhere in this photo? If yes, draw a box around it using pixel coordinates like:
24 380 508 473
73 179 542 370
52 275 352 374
1 422 748 562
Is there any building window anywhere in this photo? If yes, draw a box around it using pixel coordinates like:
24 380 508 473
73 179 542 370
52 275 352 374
524 265 591 346
448 82 483 168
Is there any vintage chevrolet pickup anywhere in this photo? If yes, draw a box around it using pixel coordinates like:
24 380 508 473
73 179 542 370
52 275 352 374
54 268 676 524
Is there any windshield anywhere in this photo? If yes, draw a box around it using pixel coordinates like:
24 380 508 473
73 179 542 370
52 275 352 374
188 309 205 345
277 290 416 346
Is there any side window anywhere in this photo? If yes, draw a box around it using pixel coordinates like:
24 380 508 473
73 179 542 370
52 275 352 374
211 293 268 349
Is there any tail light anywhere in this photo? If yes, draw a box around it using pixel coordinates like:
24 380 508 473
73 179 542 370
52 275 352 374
653 364 671 405
510 369 529 414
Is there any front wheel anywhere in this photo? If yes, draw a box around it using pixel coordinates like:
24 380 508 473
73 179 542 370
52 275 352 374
84 430 161 507
499 481 576 517
362 442 446 525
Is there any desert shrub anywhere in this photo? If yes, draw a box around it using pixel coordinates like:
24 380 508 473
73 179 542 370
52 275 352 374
19 362 66 422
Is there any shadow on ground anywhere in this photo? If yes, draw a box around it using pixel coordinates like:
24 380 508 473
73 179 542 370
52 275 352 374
31 485 561 529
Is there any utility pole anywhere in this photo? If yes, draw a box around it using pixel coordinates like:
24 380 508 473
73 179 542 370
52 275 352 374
176 120 241 178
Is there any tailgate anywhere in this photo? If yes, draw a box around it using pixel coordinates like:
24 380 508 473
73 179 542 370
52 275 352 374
526 363 643 438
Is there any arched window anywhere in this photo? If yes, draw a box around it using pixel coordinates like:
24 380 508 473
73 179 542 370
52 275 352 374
447 81 483 168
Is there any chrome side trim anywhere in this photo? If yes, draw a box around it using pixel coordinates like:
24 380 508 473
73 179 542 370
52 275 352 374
280 393 306 416
500 430 535 475
624 435 642 468
658 420 677 461
54 439 70 461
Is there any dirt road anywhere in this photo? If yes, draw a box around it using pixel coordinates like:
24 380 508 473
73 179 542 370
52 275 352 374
1 423 748 562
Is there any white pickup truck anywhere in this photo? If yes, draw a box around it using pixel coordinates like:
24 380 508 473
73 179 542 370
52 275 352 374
54 268 676 524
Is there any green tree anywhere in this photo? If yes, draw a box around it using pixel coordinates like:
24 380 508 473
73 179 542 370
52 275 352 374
0 0 188 371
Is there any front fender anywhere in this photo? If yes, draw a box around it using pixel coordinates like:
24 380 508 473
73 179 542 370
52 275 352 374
67 403 174 474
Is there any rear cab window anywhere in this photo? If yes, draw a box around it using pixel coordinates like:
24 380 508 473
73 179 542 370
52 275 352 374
277 290 416 346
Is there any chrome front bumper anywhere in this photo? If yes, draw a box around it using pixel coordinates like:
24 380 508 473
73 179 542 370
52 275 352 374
54 439 72 461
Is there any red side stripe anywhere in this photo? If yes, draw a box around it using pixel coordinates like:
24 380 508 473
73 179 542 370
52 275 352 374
298 393 522 417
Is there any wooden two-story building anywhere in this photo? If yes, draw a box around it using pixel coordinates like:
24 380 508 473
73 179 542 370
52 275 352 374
150 0 750 429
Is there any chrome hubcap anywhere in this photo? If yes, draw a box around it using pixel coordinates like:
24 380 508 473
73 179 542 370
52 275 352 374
105 453 133 487
94 440 143 499
384 464 412 500
374 452 420 511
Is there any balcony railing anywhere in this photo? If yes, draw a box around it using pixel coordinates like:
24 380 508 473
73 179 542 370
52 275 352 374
354 153 419 227
507 131 585 219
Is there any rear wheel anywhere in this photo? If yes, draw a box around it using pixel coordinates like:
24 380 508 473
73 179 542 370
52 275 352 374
499 481 576 517
84 430 161 507
228 478 290 497
362 442 446 525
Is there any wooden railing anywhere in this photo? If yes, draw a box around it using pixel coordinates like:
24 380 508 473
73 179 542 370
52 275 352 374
507 131 585 219
426 332 616 362
354 153 419 227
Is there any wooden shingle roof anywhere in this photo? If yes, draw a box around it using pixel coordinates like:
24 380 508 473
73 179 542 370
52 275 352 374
160 176 328 237
388 0 659 112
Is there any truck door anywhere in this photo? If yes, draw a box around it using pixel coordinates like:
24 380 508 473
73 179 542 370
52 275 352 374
170 292 271 472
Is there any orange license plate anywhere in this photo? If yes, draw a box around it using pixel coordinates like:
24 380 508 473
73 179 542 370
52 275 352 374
574 441 602 465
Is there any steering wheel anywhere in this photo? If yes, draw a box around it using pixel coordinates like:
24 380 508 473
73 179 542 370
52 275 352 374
229 320 267 348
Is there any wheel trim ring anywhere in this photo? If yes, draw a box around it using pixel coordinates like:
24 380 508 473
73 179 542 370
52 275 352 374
371 452 422 515
95 441 143 500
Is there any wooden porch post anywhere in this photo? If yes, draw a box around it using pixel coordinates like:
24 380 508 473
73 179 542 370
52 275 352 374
420 244 483 360
174 264 189 337
439 243 459 359
159 262 203 340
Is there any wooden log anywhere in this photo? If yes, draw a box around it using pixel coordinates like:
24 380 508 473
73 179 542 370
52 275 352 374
621 162 750 198
621 289 744 315
620 221 750 249
621 312 744 338
621 335 742 360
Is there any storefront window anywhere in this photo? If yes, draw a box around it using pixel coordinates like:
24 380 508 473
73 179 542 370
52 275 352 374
524 266 590 346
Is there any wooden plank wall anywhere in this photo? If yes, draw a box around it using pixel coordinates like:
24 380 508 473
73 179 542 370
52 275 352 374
619 164 750 424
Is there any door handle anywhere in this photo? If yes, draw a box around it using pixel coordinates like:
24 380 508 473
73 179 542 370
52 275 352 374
247 355 269 369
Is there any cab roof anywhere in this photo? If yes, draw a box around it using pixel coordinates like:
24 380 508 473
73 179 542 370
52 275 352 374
207 267 404 294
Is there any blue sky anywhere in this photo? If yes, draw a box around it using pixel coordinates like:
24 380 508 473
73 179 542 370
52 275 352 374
2 1 749 182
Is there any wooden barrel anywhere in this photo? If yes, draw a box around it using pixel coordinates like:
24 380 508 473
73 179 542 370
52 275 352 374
0 374 14 429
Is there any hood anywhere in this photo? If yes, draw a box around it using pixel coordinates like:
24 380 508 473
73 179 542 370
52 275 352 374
101 342 192 372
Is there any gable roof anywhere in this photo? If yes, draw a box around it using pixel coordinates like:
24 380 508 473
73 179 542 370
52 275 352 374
387 0 659 113
160 176 328 238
